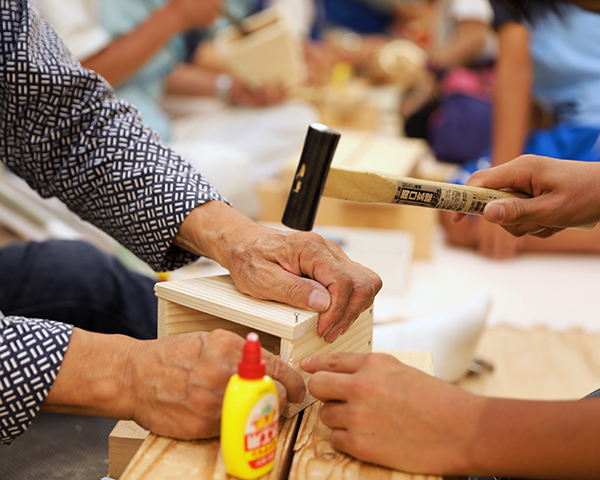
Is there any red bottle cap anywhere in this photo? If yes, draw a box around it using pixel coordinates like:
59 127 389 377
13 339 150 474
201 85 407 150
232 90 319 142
238 332 266 380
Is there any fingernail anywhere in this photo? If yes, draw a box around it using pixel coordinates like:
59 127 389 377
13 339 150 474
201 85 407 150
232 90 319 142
301 357 311 369
484 202 505 223
309 290 330 312
320 322 334 338
329 328 342 343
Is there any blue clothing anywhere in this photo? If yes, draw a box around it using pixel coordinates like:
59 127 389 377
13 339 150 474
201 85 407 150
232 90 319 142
323 0 394 34
453 125 600 184
0 240 158 340
529 4 600 127
99 0 185 139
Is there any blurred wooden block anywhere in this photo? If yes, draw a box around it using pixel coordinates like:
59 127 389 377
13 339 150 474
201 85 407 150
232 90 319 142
155 275 373 418
258 130 435 258
214 6 306 89
115 350 437 480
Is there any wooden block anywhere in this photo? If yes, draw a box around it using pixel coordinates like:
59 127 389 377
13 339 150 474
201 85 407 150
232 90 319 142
109 421 150 479
213 6 306 89
120 414 302 480
155 275 373 417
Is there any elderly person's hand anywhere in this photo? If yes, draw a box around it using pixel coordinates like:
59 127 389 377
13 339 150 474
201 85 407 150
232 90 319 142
174 201 382 343
43 328 305 439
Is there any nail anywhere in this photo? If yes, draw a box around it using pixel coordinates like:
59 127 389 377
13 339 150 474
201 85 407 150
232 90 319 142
484 202 505 223
308 290 330 312
329 328 342 343
301 356 311 369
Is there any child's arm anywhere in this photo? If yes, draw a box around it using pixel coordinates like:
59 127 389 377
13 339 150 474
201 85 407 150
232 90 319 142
491 21 532 166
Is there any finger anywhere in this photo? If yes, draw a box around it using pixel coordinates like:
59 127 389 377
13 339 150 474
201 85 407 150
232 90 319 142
484 194 562 227
263 350 306 403
301 352 365 374
452 212 467 224
319 400 348 430
465 161 533 193
307 371 353 402
273 379 288 414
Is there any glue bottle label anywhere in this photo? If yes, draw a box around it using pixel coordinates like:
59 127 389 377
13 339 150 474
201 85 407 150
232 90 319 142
244 393 279 469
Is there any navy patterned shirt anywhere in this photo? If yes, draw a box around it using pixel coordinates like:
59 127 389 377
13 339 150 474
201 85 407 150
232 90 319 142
0 0 226 444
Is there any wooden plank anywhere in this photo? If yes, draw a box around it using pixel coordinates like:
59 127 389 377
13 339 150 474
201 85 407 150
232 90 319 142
155 276 318 340
120 414 302 480
289 350 438 480
458 326 600 401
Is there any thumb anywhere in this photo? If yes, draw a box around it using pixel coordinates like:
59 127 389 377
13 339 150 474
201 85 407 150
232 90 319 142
483 198 526 225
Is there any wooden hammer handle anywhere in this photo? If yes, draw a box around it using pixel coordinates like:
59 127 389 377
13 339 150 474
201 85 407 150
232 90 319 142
324 166 596 230
323 166 528 215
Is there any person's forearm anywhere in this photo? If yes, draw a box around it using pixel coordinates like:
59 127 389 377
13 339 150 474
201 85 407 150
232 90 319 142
172 200 255 267
467 397 600 478
81 3 185 86
492 23 532 166
41 328 137 419
430 21 489 69
164 63 222 97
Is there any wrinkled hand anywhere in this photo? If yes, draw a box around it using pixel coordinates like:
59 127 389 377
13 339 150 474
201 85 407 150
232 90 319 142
175 202 381 343
166 0 222 30
129 329 305 439
302 352 481 475
452 155 600 238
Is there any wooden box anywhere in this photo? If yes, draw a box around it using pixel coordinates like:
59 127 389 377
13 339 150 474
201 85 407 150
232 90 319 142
213 6 306 89
155 275 373 418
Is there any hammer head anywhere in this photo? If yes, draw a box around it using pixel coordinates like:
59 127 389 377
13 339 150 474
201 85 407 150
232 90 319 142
282 124 341 231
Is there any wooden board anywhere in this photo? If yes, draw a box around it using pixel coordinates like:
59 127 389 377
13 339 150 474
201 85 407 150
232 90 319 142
117 350 439 480
458 326 600 401
156 275 317 341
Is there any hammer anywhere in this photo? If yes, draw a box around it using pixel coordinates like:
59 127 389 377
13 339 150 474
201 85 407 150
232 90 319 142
282 123 531 231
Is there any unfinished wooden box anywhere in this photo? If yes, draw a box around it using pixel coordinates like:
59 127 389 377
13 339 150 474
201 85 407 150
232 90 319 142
213 6 306 89
155 275 373 417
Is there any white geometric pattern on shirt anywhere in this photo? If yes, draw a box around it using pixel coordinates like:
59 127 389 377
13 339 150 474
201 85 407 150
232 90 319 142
0 315 72 444
0 0 226 273
0 0 227 444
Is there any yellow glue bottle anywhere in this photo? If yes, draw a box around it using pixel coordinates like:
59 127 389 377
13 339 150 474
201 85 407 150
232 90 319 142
221 332 279 479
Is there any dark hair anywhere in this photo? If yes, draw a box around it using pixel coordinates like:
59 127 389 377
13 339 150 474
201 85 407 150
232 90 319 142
495 0 565 22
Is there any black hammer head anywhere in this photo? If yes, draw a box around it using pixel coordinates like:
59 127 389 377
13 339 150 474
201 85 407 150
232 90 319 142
281 124 341 231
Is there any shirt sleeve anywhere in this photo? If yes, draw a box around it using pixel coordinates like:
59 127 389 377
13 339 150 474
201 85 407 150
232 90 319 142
0 313 73 445
0 0 228 272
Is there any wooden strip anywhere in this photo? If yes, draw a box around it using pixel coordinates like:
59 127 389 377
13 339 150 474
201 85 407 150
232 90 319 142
155 276 317 340
282 306 373 418
120 415 301 480
159 300 282 355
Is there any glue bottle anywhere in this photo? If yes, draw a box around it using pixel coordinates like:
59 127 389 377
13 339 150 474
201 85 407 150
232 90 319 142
221 332 279 479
